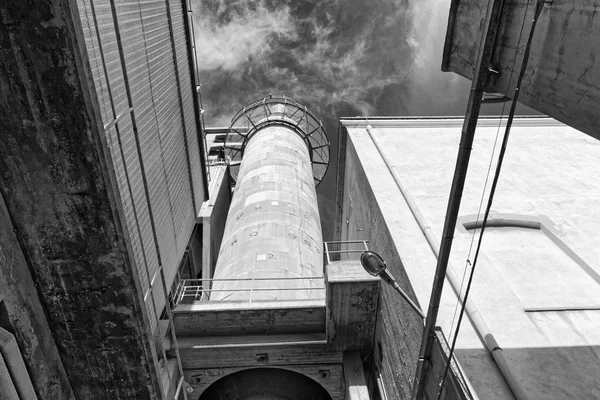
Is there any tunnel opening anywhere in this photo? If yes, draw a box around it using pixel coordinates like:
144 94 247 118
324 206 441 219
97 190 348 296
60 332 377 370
198 367 332 400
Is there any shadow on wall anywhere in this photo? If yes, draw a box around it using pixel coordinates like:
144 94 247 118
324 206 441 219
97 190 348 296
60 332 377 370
198 367 332 400
456 344 600 399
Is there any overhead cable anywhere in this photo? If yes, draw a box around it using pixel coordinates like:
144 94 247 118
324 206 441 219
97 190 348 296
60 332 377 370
436 1 546 399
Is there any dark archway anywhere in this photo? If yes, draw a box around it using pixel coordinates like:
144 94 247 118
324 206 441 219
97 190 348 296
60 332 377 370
198 368 332 400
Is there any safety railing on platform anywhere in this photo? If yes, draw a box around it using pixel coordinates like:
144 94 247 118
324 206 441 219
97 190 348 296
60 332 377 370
174 276 325 304
323 240 370 264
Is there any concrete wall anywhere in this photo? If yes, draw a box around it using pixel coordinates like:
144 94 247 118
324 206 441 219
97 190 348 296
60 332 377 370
197 165 231 283
0 0 178 397
443 0 600 141
337 134 424 399
0 196 75 399
337 117 600 399
208 167 231 274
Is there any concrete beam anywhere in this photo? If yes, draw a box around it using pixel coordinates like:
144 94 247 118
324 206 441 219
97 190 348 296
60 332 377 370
325 260 380 351
443 0 600 141
0 197 74 399
196 165 231 287
0 1 159 398
175 333 340 369
343 352 371 400
173 300 326 336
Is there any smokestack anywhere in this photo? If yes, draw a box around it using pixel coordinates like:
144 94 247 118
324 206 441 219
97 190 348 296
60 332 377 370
211 96 330 301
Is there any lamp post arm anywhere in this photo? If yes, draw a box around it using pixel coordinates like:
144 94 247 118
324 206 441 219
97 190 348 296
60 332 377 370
390 281 426 320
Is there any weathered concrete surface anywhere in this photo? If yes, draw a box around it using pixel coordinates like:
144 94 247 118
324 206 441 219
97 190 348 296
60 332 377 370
443 0 600 141
212 126 325 301
173 300 326 336
0 1 159 398
337 134 424 399
197 165 231 285
326 261 380 352
338 117 600 399
0 195 75 399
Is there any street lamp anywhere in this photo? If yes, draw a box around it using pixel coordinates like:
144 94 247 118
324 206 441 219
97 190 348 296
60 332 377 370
360 251 426 320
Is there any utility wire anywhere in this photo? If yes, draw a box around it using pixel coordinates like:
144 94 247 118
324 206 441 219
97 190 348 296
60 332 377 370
436 1 545 398
446 0 532 344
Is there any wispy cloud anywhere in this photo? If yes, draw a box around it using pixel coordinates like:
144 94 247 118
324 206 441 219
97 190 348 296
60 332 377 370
191 0 470 239
405 0 469 115
192 0 419 118
193 1 298 71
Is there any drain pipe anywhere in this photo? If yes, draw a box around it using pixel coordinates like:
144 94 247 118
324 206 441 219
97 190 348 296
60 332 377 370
0 327 38 400
366 125 530 400
0 352 19 400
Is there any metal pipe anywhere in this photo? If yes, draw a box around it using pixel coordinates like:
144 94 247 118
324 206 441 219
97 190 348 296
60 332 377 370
411 0 506 397
367 123 530 400
390 282 426 320
181 0 210 197
0 327 38 400
376 372 389 400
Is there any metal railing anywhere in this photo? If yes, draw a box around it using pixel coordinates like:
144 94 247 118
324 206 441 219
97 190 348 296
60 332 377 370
323 240 370 264
223 95 330 186
175 276 325 304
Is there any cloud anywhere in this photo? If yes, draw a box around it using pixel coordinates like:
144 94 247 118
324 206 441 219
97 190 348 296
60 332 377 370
193 1 298 71
405 0 470 115
190 0 471 240
193 0 421 119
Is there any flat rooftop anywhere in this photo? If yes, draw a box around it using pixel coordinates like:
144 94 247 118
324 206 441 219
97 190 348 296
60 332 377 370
338 116 600 399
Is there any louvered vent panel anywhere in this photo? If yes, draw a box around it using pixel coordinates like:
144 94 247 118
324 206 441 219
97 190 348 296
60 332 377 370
119 112 160 289
77 0 157 297
93 1 130 115
103 120 150 296
78 0 202 311
120 0 178 287
77 0 111 126
139 0 195 287
170 0 204 213
138 0 179 277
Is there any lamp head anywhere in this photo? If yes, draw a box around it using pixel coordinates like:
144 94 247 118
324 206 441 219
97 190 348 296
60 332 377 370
360 251 396 286
360 251 387 276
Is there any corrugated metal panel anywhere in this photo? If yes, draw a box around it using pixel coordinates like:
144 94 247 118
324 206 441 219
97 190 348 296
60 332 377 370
78 0 153 298
77 0 200 312
77 0 112 126
118 0 178 283
136 0 195 286
170 0 204 213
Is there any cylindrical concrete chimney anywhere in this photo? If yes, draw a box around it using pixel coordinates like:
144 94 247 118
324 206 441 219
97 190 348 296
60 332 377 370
211 96 330 301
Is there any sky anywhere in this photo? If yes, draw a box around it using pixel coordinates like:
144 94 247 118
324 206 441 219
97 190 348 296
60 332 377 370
191 0 515 240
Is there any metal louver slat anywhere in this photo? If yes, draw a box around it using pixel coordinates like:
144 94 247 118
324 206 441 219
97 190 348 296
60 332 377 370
78 0 203 322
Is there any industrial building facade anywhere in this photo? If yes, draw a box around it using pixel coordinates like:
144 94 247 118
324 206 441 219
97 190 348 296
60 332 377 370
2 0 600 399
335 117 600 399
0 0 207 398
0 1 457 397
